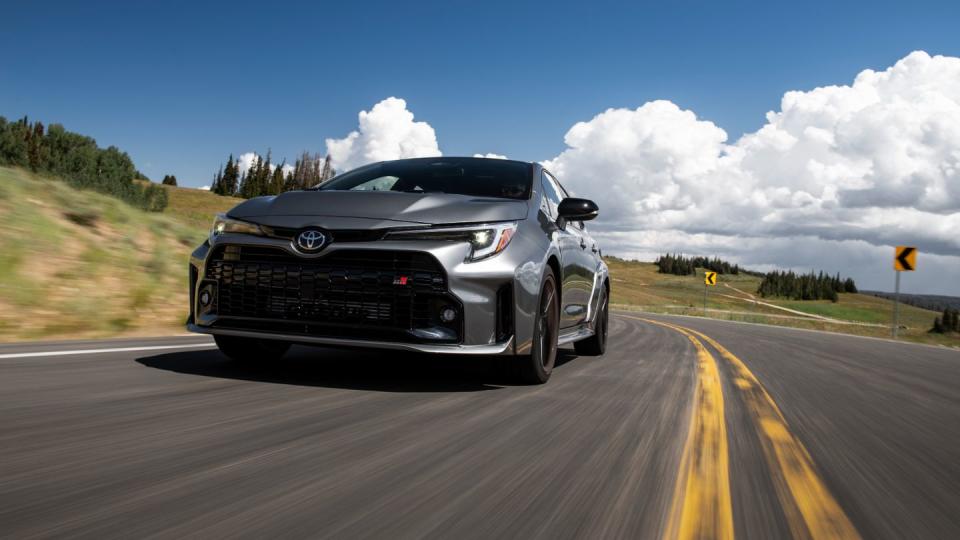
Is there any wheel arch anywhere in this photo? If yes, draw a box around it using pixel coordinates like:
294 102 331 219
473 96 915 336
546 254 562 305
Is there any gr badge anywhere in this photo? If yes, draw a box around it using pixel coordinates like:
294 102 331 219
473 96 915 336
704 272 718 286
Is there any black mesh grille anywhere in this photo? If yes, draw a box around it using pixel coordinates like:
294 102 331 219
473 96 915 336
204 245 460 342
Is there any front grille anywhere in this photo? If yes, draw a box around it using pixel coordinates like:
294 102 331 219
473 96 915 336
204 245 460 342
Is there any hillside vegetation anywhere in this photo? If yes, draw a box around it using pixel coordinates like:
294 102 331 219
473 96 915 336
0 166 235 341
0 165 955 347
0 116 168 211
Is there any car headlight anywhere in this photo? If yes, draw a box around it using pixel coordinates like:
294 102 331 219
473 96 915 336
385 222 518 262
210 213 264 241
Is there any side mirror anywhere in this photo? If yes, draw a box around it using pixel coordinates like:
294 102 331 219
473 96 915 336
557 198 599 221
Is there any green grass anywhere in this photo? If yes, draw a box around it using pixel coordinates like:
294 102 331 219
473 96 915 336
777 301 887 323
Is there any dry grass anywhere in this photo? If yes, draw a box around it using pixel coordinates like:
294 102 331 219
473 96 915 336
0 167 208 341
159 183 243 231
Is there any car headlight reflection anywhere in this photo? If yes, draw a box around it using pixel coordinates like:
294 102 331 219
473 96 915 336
385 222 518 262
210 213 264 242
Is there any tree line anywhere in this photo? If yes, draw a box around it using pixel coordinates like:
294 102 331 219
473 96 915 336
655 253 748 276
756 270 857 302
0 116 167 211
931 308 960 334
210 151 335 198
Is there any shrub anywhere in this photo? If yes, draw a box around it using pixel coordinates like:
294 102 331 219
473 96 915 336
0 116 167 212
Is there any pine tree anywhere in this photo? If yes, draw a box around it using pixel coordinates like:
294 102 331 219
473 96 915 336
211 166 223 194
944 308 960 332
238 168 254 199
320 154 335 182
933 316 944 333
269 160 286 195
223 154 239 196
161 174 177 186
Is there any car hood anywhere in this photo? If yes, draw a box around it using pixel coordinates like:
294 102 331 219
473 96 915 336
228 190 530 229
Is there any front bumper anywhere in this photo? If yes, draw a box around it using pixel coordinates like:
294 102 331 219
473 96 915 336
188 234 526 355
187 324 514 355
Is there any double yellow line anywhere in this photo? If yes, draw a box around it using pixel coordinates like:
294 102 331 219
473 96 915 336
622 316 860 540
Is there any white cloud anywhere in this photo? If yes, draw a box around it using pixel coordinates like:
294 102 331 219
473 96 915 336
473 153 508 159
326 97 441 172
545 51 960 293
235 152 296 177
198 185 210 191
235 152 259 177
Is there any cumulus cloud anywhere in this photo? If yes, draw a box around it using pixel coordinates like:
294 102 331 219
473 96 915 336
198 185 210 191
545 51 960 293
473 153 508 159
325 97 441 171
235 152 295 177
235 152 259 177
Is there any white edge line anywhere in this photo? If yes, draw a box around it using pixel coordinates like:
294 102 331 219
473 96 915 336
0 343 217 359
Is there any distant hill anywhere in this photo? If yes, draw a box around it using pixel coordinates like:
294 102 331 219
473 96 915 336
861 291 960 312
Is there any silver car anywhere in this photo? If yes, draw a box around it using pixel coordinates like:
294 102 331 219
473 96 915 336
187 157 609 383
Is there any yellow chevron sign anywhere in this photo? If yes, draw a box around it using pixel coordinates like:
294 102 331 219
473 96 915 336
894 246 916 271
705 272 718 286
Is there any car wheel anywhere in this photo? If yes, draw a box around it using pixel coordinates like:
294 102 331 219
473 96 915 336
214 335 291 363
575 287 608 356
517 268 559 384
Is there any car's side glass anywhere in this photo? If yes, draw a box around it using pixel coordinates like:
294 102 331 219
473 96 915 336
543 171 583 231
540 171 563 219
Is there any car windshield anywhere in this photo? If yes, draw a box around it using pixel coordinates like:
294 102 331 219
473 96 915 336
316 158 533 200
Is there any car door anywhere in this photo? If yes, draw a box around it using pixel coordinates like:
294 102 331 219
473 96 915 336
577 221 603 315
541 171 591 328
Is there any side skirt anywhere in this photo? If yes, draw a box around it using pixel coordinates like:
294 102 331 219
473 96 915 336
557 325 595 346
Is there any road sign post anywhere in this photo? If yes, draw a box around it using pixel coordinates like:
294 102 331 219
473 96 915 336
703 272 717 316
704 283 707 316
892 246 916 338
893 271 901 339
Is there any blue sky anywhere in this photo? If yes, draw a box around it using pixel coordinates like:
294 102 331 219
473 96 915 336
4 1 960 294
3 0 958 187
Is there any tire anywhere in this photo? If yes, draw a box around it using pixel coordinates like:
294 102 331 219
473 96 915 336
517 268 560 384
214 335 291 363
574 287 608 356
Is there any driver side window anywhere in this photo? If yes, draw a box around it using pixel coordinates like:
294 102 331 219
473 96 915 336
542 171 583 229
540 171 563 219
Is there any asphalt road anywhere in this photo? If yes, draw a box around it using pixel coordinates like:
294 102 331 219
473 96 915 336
1 314 958 539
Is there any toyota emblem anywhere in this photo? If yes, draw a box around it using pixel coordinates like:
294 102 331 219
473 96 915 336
296 229 328 252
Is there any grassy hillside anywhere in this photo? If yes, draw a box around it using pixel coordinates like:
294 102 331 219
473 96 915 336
0 166 225 341
607 257 959 347
1 165 956 347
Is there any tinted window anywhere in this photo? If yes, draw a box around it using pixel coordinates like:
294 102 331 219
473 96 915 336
318 158 533 200
542 171 584 229
540 171 564 217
